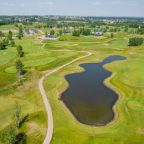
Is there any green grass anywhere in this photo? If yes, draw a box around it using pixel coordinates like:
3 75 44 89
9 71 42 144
43 47 144 144
0 47 17 65
0 30 144 144
0 35 86 143
0 25 16 30
42 33 144 144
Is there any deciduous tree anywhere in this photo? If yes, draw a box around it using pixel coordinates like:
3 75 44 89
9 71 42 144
16 45 24 57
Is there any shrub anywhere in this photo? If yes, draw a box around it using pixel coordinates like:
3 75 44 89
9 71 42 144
129 37 143 46
72 29 80 37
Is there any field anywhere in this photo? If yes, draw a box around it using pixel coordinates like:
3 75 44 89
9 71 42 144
0 26 144 144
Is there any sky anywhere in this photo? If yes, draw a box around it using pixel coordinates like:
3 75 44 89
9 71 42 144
0 0 143 17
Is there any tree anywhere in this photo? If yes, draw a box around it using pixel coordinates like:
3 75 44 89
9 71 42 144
8 31 13 40
50 29 55 35
137 28 144 35
59 29 63 36
6 102 28 144
15 23 19 28
16 45 24 57
15 102 22 129
16 60 24 75
0 41 2 50
0 31 3 38
11 40 15 47
80 28 91 36
110 33 114 38
0 38 9 50
7 126 17 144
129 37 143 46
124 27 128 32
17 25 23 39
72 29 80 37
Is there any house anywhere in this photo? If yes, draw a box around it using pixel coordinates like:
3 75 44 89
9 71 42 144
24 28 30 35
91 32 103 36
32 29 39 34
95 32 103 36
46 34 58 40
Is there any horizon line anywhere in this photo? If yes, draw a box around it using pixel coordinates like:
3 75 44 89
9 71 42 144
0 15 144 18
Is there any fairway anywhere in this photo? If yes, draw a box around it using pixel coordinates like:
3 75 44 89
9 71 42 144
0 15 144 144
44 46 144 144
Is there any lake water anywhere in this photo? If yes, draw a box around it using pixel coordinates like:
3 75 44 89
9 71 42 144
60 55 125 126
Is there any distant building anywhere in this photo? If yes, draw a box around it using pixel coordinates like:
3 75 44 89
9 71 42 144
24 28 30 35
32 29 39 34
24 29 39 35
95 32 103 36
91 32 103 36
46 34 58 40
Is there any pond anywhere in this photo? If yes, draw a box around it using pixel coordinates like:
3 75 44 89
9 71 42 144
60 55 126 126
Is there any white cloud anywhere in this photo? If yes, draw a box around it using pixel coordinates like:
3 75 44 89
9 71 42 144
93 1 102 6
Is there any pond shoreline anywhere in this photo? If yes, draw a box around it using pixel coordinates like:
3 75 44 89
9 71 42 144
60 55 126 126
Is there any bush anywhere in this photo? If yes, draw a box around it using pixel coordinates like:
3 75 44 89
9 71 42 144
129 37 143 46
0 38 9 50
72 29 80 37
50 29 55 35
80 28 91 36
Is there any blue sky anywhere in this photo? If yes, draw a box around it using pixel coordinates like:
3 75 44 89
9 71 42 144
0 0 143 17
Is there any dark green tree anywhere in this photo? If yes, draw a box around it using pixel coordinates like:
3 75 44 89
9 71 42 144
111 33 114 38
8 31 13 40
16 45 24 57
7 126 17 144
6 102 28 144
17 25 23 39
11 40 15 47
129 37 143 46
16 60 24 75
80 28 91 36
15 102 22 129
72 29 80 37
50 29 55 35
0 38 9 50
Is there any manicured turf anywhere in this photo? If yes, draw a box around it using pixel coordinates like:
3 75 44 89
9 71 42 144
43 36 144 144
0 35 85 143
0 31 144 144
43 47 144 144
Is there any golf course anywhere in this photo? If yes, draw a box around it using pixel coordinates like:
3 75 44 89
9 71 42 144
0 16 144 144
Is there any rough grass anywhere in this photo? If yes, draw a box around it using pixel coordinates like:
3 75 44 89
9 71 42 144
43 46 144 144
0 31 144 144
0 35 86 143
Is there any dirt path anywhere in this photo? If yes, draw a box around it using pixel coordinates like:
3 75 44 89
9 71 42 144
39 51 92 144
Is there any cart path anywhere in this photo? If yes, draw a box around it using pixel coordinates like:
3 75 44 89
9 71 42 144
39 51 92 144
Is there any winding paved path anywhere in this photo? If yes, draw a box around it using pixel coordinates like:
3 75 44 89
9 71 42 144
39 51 92 144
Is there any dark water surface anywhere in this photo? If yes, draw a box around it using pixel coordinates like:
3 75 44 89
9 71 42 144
61 55 125 126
